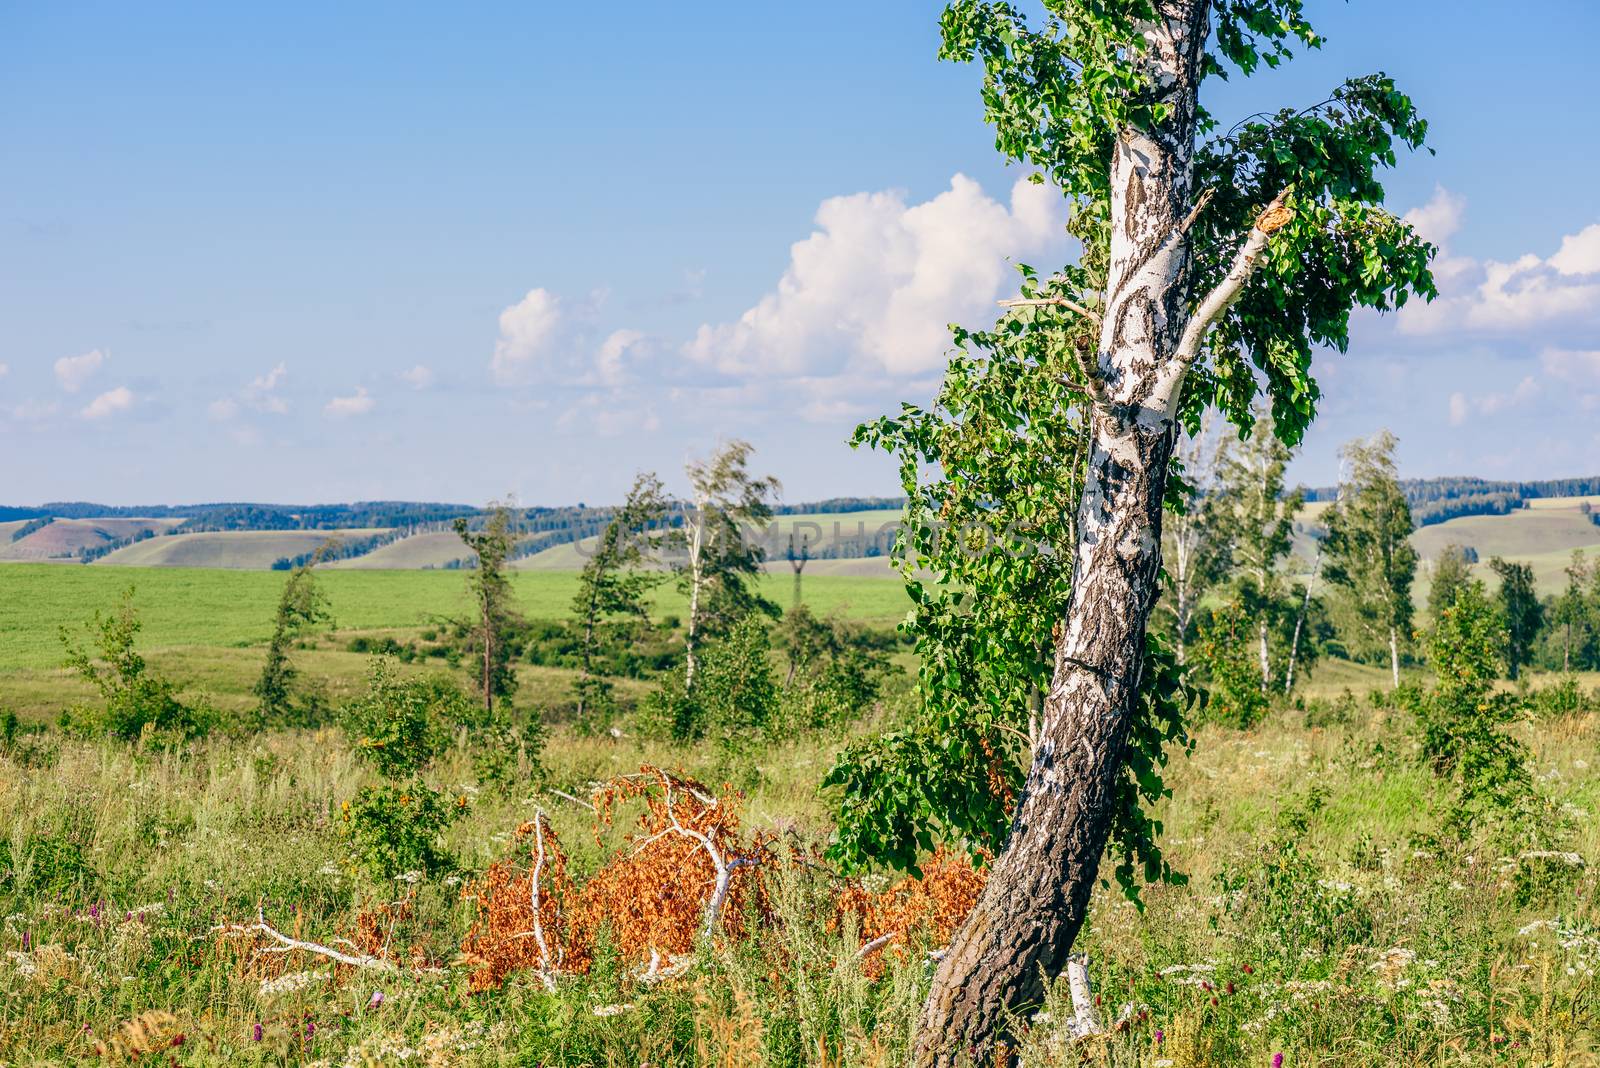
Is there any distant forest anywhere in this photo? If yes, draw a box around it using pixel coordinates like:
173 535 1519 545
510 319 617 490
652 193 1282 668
1301 476 1600 527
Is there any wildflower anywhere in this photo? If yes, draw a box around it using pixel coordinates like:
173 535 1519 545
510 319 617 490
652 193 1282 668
1272 1055 1284 1068
1154 1028 1164 1044
253 1023 263 1042
368 991 384 1009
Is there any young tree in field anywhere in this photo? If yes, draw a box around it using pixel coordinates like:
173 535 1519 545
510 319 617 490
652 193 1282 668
1212 406 1303 690
1428 545 1476 626
1488 556 1542 681
570 473 668 720
1158 415 1229 664
845 4 1435 1061
253 546 333 725
676 440 780 689
1549 551 1597 672
453 504 523 713
1323 432 1418 689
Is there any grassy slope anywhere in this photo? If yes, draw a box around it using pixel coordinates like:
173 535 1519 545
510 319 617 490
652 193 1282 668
321 530 468 570
90 528 387 568
0 518 186 561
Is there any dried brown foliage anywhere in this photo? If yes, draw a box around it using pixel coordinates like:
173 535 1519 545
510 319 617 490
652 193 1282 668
460 812 586 992
574 766 774 963
832 847 986 977
462 768 985 992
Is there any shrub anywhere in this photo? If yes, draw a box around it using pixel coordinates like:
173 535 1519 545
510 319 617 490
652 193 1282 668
59 587 213 741
340 781 460 880
1410 579 1530 835
640 616 778 750
1193 600 1270 729
342 659 467 778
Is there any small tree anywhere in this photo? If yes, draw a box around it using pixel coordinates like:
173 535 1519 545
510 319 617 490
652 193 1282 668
454 504 524 713
571 473 668 722
341 659 477 878
1413 579 1529 837
1194 600 1270 729
1212 406 1303 691
1159 415 1230 665
675 441 780 689
1489 556 1542 681
1428 545 1475 626
253 550 333 725
1548 551 1598 672
1323 431 1417 688
61 587 213 741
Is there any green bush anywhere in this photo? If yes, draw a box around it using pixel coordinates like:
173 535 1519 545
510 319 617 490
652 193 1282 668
1194 600 1270 730
342 659 467 778
59 587 214 742
340 781 459 880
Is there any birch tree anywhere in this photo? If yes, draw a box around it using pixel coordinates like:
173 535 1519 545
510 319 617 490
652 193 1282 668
1323 431 1417 689
676 441 780 689
861 4 1435 1061
571 473 668 720
1213 405 1302 690
1158 415 1228 664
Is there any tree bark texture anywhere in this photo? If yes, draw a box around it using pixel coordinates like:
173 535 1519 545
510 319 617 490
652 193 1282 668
913 7 1209 1064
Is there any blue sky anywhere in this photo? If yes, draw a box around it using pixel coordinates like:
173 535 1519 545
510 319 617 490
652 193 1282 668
3 1 1599 506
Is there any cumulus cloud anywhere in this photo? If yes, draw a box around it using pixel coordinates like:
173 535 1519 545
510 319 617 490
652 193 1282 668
81 386 133 420
55 348 106 392
208 363 288 421
596 329 647 386
1398 194 1600 336
686 174 1068 378
491 288 562 384
325 386 375 417
400 364 434 389
1446 375 1540 426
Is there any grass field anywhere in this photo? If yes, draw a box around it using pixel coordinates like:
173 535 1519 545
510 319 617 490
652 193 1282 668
0 564 910 719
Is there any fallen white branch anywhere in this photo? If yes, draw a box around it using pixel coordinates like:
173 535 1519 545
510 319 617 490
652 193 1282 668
855 930 898 960
214 902 397 972
526 809 557 991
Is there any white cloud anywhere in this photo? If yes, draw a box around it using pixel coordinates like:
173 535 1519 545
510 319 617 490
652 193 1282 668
400 364 434 389
1548 224 1600 276
1447 375 1540 425
80 386 133 420
55 348 106 392
1404 185 1466 246
686 174 1068 378
491 288 562 384
209 363 288 420
324 386 375 417
1398 199 1600 336
596 329 646 386
1542 346 1600 384
245 363 289 413
0 363 9 378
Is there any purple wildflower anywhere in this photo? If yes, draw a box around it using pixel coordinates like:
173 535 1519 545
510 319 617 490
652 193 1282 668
1155 1029 1165 1045
253 1022 263 1042
1273 1055 1284 1068
367 991 384 1009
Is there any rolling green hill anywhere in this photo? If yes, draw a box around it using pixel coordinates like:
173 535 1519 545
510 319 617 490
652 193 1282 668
0 517 186 561
322 530 470 570
90 528 385 569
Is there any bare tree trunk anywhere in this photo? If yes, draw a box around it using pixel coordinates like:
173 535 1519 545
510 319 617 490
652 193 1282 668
913 9 1209 1062
1389 625 1400 689
1258 618 1271 693
1285 541 1321 694
684 504 705 690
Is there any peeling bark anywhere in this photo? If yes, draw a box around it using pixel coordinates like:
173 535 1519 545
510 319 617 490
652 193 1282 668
912 7 1212 1063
